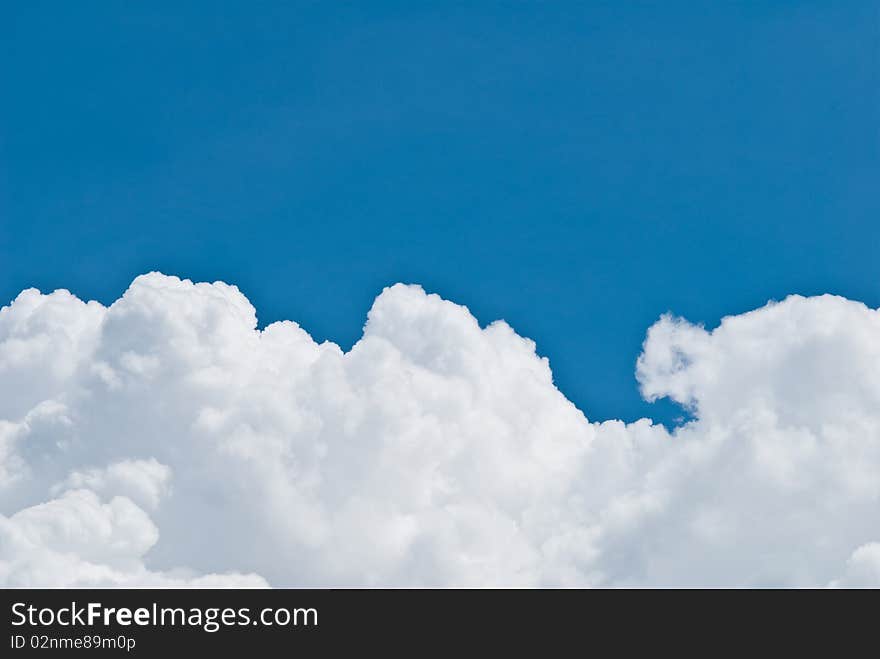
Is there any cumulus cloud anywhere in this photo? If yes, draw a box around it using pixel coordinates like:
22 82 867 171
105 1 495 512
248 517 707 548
0 273 878 586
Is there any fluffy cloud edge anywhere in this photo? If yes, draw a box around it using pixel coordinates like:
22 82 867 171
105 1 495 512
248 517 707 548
1 273 879 587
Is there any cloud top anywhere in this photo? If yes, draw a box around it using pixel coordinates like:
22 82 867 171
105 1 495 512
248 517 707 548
1 273 878 586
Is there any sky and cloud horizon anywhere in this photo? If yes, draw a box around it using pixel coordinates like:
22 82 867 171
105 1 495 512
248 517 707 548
1 4 878 586
4 2 878 428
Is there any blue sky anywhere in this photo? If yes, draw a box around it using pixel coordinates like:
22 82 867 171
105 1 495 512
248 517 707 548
1 1 877 424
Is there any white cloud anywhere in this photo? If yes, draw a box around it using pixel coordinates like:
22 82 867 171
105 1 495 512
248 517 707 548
0 273 878 586
0 489 265 587
831 543 880 587
52 458 172 511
